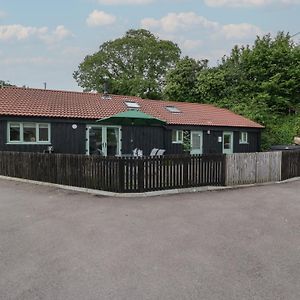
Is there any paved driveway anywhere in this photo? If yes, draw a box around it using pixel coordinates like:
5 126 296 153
1 179 300 300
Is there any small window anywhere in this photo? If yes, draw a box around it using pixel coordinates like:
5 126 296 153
125 101 140 109
7 122 50 144
239 132 248 144
166 106 181 113
9 123 21 142
38 124 50 142
23 123 36 142
172 130 183 143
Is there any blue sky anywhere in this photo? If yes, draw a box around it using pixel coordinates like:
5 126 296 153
0 0 299 91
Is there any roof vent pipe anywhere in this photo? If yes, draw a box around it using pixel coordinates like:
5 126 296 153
102 76 111 100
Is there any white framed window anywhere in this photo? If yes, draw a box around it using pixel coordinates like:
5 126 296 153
239 132 248 144
125 101 140 109
9 123 21 142
172 130 183 144
7 122 51 144
166 106 181 113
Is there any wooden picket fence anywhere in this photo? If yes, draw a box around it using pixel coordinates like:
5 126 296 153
0 152 225 193
122 154 225 192
0 150 299 193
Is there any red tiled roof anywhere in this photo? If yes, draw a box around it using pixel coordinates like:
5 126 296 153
0 87 264 128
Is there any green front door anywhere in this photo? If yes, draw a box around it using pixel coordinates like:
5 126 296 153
223 132 234 154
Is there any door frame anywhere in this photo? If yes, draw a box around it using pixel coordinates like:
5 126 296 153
223 131 234 154
86 125 121 156
190 131 203 155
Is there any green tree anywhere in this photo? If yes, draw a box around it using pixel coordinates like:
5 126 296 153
73 29 181 99
163 56 207 102
193 32 300 149
0 80 13 87
196 32 300 117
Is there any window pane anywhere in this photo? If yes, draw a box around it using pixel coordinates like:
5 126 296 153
224 134 231 149
9 124 20 141
172 130 177 142
89 127 103 155
191 132 201 150
240 132 248 143
177 130 183 142
166 106 181 113
23 124 36 142
38 124 49 141
107 127 119 156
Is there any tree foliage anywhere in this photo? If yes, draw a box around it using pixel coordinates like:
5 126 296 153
0 80 13 87
163 56 207 102
73 29 181 99
196 32 300 116
164 32 300 149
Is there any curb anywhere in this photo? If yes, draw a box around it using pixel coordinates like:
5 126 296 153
0 175 299 198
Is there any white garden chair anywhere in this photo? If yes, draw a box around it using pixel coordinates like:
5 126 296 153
150 148 159 156
156 149 165 156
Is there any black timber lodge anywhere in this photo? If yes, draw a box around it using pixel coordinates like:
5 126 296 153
0 87 264 156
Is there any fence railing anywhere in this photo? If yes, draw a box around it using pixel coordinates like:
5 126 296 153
0 152 225 193
122 154 225 192
0 152 122 192
0 150 299 193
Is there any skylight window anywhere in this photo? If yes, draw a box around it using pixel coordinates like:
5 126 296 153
125 101 140 109
165 106 181 113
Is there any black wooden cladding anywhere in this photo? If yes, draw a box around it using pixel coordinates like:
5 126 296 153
0 151 225 193
281 151 300 180
1 118 262 155
121 126 165 155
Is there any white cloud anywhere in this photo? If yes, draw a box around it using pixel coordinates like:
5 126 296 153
219 23 263 39
204 0 300 7
53 25 72 40
141 12 218 32
0 24 72 44
142 12 263 41
86 10 116 27
97 0 153 4
182 39 203 51
141 12 265 65
0 24 47 41
41 25 73 44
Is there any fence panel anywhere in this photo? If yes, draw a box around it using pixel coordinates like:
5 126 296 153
226 151 282 186
0 151 121 192
281 151 300 180
256 151 281 183
226 153 256 185
127 154 226 192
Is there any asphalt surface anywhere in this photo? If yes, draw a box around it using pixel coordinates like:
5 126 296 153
1 179 300 300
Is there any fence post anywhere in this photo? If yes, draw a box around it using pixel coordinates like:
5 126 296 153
183 156 188 188
221 154 226 186
138 158 144 192
118 158 125 193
